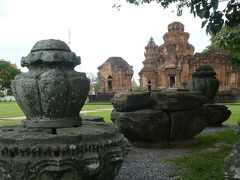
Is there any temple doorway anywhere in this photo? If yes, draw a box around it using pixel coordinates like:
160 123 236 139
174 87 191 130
169 75 175 87
107 75 113 91
147 80 152 91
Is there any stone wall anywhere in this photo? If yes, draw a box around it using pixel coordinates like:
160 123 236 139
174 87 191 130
88 93 114 102
193 48 230 90
215 90 239 103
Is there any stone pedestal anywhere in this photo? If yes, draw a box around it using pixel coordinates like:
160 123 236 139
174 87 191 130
5 39 129 179
0 121 129 179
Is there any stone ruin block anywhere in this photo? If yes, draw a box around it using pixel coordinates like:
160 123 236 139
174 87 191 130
111 109 169 142
112 92 152 112
223 122 240 179
169 109 206 140
111 91 210 143
223 140 240 179
201 104 231 126
150 91 207 111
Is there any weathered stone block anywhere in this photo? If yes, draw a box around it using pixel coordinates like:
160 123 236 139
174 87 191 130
0 121 129 180
187 64 220 103
81 115 104 123
111 107 208 142
169 109 207 140
111 91 211 143
151 91 207 111
201 104 231 126
223 140 240 179
111 109 169 142
112 92 152 112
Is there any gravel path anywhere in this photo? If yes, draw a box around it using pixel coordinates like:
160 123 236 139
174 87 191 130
115 147 187 180
115 124 237 180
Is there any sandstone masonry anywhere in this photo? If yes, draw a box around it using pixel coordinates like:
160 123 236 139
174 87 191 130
139 22 240 91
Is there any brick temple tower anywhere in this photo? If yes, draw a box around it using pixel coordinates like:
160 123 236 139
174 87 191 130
139 21 240 91
139 37 159 91
139 22 195 91
98 57 133 93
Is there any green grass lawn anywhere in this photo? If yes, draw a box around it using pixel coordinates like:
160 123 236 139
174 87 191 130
0 120 21 126
82 104 112 111
225 104 240 124
0 102 112 118
0 101 239 126
170 129 239 180
0 102 24 118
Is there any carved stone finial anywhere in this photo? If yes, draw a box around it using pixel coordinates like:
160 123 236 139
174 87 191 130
192 64 217 78
21 39 81 67
187 65 220 103
12 39 90 128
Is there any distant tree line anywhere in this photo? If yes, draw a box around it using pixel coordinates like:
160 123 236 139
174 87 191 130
205 25 240 65
0 60 21 96
132 79 141 92
86 72 100 93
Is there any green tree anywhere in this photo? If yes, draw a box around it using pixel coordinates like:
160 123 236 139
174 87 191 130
86 72 100 93
205 25 240 64
132 79 141 91
118 0 240 34
0 60 21 95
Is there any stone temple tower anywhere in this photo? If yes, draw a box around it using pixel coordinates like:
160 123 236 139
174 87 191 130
139 21 240 91
139 22 195 91
139 37 159 91
159 22 194 56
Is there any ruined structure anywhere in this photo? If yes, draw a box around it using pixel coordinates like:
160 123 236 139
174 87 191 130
139 22 194 91
111 90 230 143
0 39 129 179
139 22 240 91
193 48 233 90
112 65 231 143
98 57 133 93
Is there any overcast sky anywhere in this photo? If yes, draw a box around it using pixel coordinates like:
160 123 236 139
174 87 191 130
0 0 213 80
